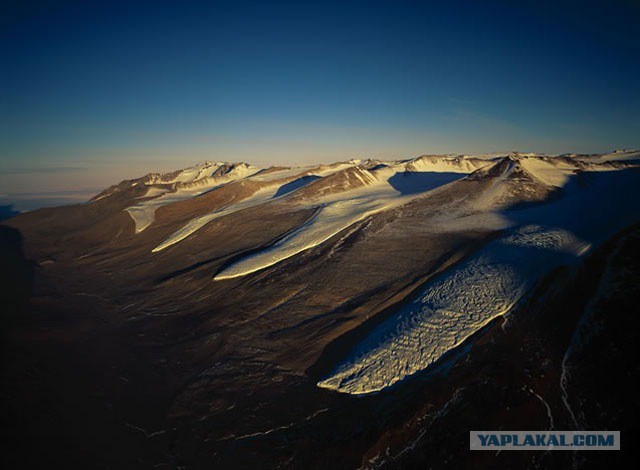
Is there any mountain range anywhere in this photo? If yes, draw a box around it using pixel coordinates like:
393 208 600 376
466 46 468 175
2 149 639 468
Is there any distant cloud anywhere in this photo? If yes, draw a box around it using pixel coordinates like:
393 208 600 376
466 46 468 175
0 166 89 175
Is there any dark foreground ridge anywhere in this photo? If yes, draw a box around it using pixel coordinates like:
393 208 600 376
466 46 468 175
1 153 639 468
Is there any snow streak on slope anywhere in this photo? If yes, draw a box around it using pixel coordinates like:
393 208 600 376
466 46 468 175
317 226 590 394
154 156 504 255
139 187 170 198
517 157 578 187
125 163 260 232
406 155 490 173
317 166 640 395
167 161 222 183
126 187 213 233
214 196 409 280
249 162 359 182
213 165 465 280
152 183 291 253
152 163 364 252
212 155 589 280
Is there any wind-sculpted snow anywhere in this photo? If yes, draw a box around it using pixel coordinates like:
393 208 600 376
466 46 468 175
214 196 409 280
156 161 466 256
578 149 640 164
316 166 640 395
151 163 372 249
133 153 638 258
317 226 590 394
152 186 278 252
212 167 469 279
406 155 491 173
213 154 588 280
148 153 605 250
127 186 222 233
125 164 260 233
152 180 315 253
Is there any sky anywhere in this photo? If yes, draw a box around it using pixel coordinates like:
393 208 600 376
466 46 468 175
1 0 639 198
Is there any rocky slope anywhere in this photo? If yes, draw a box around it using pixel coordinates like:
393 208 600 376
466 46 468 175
1 150 639 469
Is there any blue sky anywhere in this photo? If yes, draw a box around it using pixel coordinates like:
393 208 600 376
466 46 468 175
1 0 639 193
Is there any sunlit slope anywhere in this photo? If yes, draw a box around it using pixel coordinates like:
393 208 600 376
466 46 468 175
317 157 640 394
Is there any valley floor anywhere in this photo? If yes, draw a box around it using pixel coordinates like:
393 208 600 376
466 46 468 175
1 223 639 469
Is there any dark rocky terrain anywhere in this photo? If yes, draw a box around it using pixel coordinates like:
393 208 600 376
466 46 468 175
1 152 638 469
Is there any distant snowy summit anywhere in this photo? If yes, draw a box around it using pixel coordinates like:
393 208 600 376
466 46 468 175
94 149 639 206
81 149 640 257
6 148 640 397
83 149 639 395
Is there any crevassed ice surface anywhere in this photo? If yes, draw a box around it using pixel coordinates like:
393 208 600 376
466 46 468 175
316 168 640 395
317 225 589 394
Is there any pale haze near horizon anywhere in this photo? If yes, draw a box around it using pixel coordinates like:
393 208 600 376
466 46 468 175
2 1 639 208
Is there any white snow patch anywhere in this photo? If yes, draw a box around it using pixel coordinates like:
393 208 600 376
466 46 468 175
317 225 589 394
138 186 170 199
213 165 465 279
579 149 640 163
518 157 579 187
151 162 367 249
214 195 410 280
249 167 314 182
152 184 283 252
126 166 260 233
407 155 490 173
317 166 640 395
